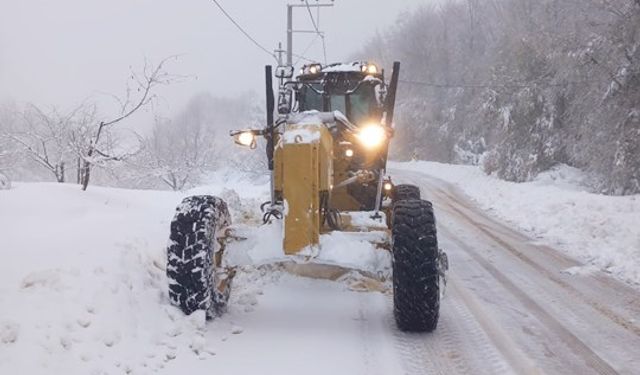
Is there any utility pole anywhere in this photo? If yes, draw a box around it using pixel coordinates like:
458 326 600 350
287 5 293 66
275 42 286 66
286 1 335 66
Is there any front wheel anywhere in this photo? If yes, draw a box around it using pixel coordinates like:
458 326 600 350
392 199 440 332
167 195 232 319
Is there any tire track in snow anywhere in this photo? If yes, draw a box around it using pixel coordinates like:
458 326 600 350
442 276 521 374
356 293 380 375
441 227 619 375
428 185 640 372
390 315 451 375
423 178 640 339
388 287 514 375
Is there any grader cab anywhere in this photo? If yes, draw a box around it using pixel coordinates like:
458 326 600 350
167 61 448 332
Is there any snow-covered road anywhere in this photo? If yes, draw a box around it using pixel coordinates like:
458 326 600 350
166 272 404 375
391 168 640 374
209 168 640 375
1 166 639 374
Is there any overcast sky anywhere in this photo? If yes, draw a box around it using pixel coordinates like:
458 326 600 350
0 0 429 119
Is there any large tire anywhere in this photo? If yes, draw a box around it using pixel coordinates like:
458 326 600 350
167 195 231 319
392 199 440 332
393 184 421 203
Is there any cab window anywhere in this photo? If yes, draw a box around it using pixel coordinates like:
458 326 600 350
348 90 375 125
300 84 324 111
330 95 346 115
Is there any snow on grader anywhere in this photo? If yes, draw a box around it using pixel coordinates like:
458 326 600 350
166 61 448 332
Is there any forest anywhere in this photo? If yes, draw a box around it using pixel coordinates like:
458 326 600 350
363 0 640 195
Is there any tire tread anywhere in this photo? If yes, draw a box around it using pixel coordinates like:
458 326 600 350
167 195 231 319
392 198 440 332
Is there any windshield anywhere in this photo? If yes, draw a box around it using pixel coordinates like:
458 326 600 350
300 84 324 112
348 88 376 125
299 82 378 125
330 95 346 115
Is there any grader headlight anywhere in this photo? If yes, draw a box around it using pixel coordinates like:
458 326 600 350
303 63 323 75
233 131 257 149
357 124 387 149
361 63 379 75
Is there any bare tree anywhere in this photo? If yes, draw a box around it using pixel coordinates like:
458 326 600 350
0 105 17 188
0 104 83 183
140 114 216 191
70 57 177 191
118 92 263 191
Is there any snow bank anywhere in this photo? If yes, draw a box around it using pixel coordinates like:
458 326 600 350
0 183 183 374
0 176 271 374
391 161 640 285
0 173 392 374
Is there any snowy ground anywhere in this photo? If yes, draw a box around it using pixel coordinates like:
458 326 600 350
391 161 640 286
1 163 639 374
0 175 396 375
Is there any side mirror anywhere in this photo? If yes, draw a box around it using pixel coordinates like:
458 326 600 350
230 130 259 149
275 65 294 79
278 89 293 115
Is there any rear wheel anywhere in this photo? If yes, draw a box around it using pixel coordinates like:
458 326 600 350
167 196 231 319
392 199 440 332
393 184 420 202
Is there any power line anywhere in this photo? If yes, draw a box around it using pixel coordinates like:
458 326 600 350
294 34 320 66
320 34 328 65
293 53 316 64
304 0 328 64
399 79 598 89
210 0 277 61
304 0 320 33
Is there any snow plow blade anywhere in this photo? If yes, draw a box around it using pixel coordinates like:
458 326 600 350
223 220 393 292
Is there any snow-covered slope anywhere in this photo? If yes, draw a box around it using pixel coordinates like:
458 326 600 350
391 161 640 285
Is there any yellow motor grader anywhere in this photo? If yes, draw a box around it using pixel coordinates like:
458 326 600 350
166 61 447 332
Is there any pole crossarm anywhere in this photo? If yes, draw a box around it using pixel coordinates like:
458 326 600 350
293 30 325 34
286 2 334 66
288 4 334 8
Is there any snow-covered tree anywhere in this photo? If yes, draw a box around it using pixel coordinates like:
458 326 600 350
142 113 215 191
69 57 177 191
0 103 18 180
122 92 264 191
0 103 80 183
0 106 16 188
360 0 640 194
